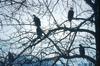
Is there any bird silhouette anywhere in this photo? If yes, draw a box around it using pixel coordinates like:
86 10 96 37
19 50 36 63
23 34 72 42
68 7 74 22
68 7 74 28
79 44 85 57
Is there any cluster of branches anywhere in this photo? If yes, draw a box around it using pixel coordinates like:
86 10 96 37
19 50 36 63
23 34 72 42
0 0 96 66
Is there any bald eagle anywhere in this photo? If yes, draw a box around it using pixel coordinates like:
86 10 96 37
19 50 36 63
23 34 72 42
68 7 74 28
79 44 85 56
68 7 74 22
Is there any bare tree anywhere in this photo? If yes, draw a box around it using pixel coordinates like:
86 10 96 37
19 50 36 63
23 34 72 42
0 0 97 66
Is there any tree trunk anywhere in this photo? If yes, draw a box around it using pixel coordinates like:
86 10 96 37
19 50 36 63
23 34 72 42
95 0 100 66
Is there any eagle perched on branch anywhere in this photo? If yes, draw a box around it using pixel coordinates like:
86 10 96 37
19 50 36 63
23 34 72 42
79 44 85 56
68 7 74 28
68 7 74 22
